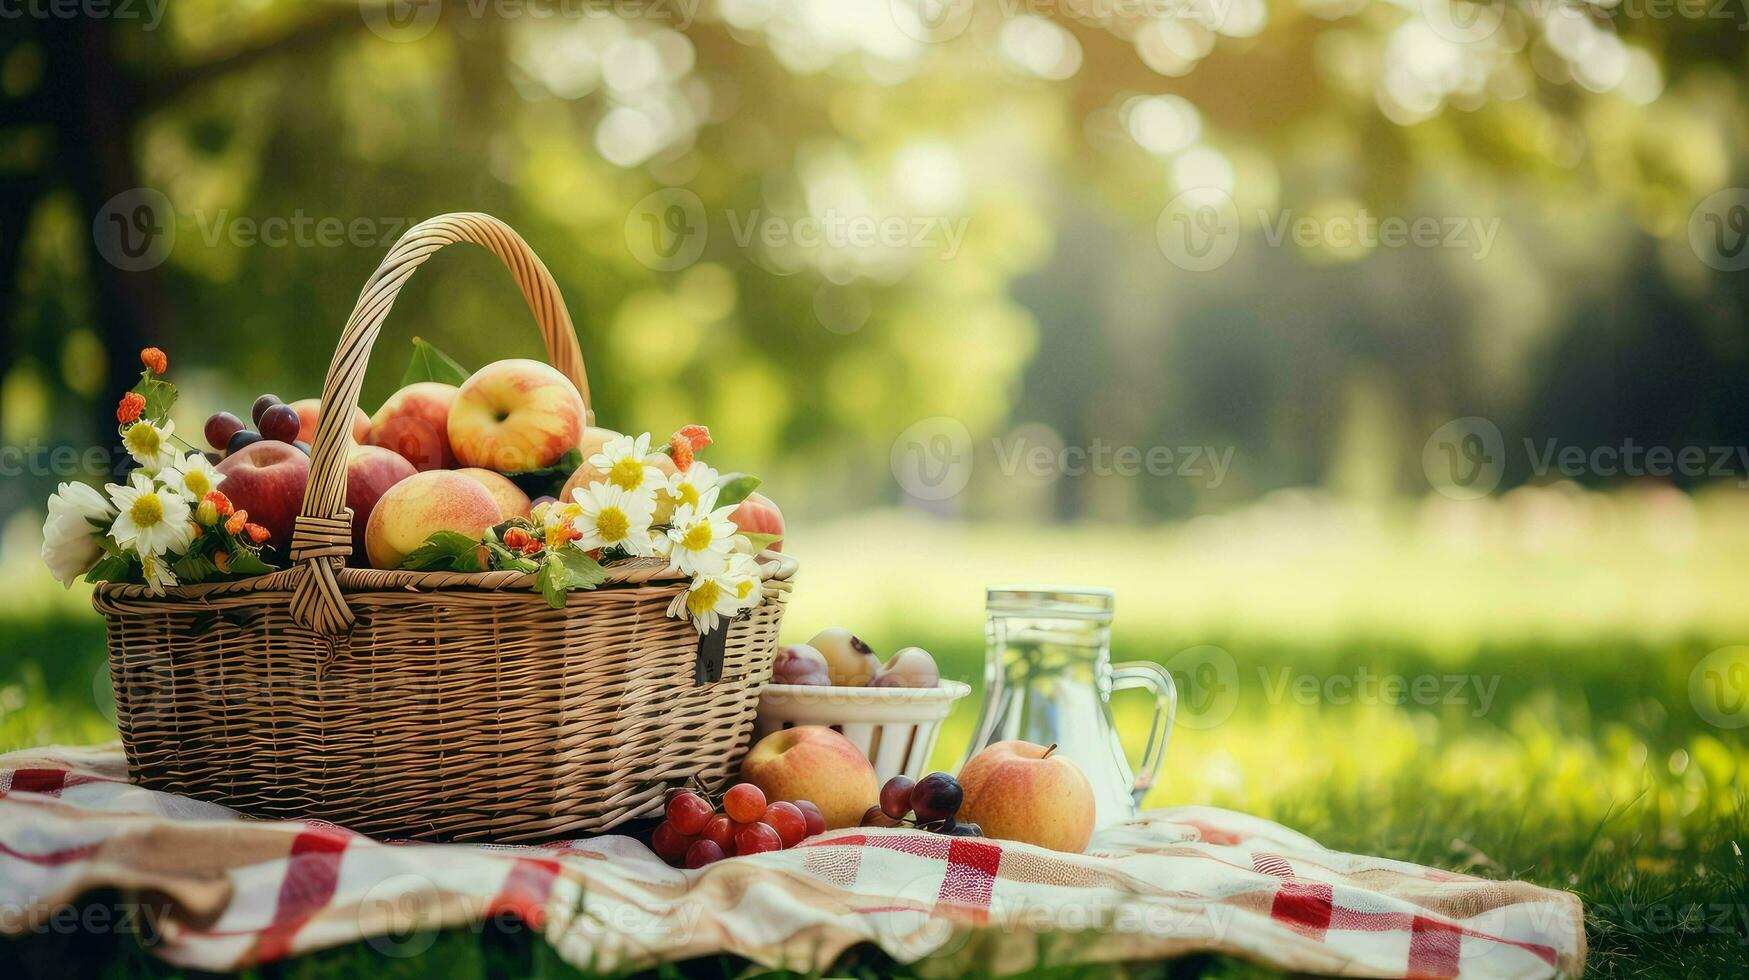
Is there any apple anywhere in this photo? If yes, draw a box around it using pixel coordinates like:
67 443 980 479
289 398 371 447
364 470 504 569
344 444 417 560
741 725 878 830
455 467 532 520
958 741 1095 853
369 382 460 471
808 628 880 686
447 358 585 473
214 441 312 553
730 492 784 552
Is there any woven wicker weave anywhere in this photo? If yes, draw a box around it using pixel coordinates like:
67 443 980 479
94 213 794 841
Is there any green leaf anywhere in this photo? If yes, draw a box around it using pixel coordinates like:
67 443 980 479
738 532 783 554
85 554 134 584
172 552 218 584
397 530 483 571
222 551 275 577
715 473 761 508
555 546 606 590
537 555 569 609
398 337 472 388
130 375 178 421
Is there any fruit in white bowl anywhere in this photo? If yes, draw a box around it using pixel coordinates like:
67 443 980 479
808 627 880 686
771 643 831 686
370 381 459 471
871 647 940 688
447 358 585 472
741 725 878 830
364 470 503 569
455 467 532 520
344 444 417 557
958 740 1095 853
214 440 311 552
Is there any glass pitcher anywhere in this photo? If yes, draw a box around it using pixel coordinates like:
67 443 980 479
964 586 1176 829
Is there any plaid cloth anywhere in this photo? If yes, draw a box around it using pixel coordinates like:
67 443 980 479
0 745 1585 977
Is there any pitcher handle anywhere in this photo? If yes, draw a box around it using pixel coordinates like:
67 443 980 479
1111 660 1176 807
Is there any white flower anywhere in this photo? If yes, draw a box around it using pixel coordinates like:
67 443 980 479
106 473 194 557
41 482 115 587
571 481 657 556
655 461 719 524
121 418 180 474
721 552 764 611
166 452 225 502
662 491 738 576
667 569 745 634
587 433 665 495
139 553 179 596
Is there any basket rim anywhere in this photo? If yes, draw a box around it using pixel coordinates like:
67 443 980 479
92 550 797 601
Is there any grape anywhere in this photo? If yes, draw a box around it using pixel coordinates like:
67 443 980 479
942 820 983 837
259 404 301 443
666 791 713 836
734 821 783 855
724 783 766 823
204 412 245 451
226 429 262 456
860 805 900 829
794 800 827 837
771 644 831 686
910 772 963 824
762 802 807 847
251 394 282 425
701 814 738 854
651 821 696 864
684 839 726 869
879 775 916 821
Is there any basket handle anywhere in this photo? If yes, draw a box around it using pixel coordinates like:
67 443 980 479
288 212 591 635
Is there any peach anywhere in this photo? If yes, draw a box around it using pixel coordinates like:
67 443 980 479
871 647 940 689
741 725 878 830
808 627 879 686
730 492 784 552
369 382 459 471
213 441 310 553
364 470 504 569
455 468 532 520
344 444 417 559
958 741 1095 853
289 398 371 447
447 358 585 472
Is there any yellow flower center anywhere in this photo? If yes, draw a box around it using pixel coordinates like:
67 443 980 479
735 579 755 600
125 425 161 458
687 579 721 617
595 507 630 542
676 484 699 508
130 493 164 528
608 458 646 491
184 471 212 499
680 522 713 552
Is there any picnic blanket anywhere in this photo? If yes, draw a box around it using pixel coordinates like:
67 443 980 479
0 745 1585 977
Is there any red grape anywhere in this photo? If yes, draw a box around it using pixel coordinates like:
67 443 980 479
734 821 783 855
860 805 901 828
724 783 766 823
650 821 696 865
910 772 963 823
942 820 983 837
259 404 301 443
879 775 916 821
665 791 713 836
684 839 726 869
251 394 282 425
226 429 262 456
762 802 807 847
701 814 738 854
204 412 245 451
794 800 827 837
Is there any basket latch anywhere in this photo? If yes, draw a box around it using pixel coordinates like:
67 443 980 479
694 625 728 686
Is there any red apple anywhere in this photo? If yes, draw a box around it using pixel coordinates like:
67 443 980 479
958 741 1095 853
214 440 312 553
740 725 878 830
344 444 417 561
447 359 585 472
730 492 784 552
369 382 460 471
289 398 371 447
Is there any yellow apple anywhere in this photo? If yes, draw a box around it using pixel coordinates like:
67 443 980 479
741 725 878 830
447 359 585 473
958 740 1095 853
364 470 504 569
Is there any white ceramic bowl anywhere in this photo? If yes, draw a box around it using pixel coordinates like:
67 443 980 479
753 680 973 783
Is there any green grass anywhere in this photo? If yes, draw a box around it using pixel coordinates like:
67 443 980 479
3 496 1748 977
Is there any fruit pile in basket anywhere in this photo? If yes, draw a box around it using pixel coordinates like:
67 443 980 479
42 341 784 631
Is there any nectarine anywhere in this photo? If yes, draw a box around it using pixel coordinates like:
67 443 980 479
741 725 878 830
369 382 460 471
455 467 532 520
344 445 417 559
364 470 503 569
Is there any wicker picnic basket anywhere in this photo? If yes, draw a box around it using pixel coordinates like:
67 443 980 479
92 212 795 842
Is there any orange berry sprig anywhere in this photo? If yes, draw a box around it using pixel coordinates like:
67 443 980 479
665 424 712 470
116 392 146 424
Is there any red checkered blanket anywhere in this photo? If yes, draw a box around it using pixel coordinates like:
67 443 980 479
0 745 1584 977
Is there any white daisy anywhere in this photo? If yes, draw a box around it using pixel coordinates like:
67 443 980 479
654 461 719 524
571 482 657 556
139 553 179 596
662 492 738 576
106 473 194 557
166 452 225 502
587 433 665 495
721 552 764 611
666 570 745 634
41 482 116 587
121 418 180 474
